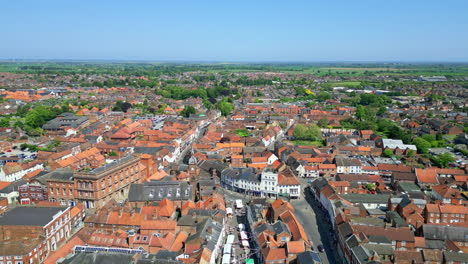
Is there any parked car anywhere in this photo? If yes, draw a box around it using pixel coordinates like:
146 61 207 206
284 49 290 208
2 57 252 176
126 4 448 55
317 245 324 252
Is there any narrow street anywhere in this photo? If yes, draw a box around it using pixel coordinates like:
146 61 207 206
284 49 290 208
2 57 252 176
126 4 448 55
289 178 341 264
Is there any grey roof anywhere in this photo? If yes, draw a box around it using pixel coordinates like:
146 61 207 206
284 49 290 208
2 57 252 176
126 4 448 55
90 155 137 175
338 222 353 239
0 178 26 193
350 217 385 227
206 153 222 160
340 194 390 205
297 251 322 264
43 113 88 130
133 146 164 155
423 224 468 242
444 252 468 263
60 252 134 264
362 243 394 256
254 223 273 235
185 218 223 252
46 168 75 182
366 208 386 216
198 160 228 173
386 211 409 227
309 178 328 190
128 180 192 202
0 206 68 226
272 221 291 236
424 239 446 249
137 251 183 264
335 157 362 167
351 245 373 264
177 215 198 227
238 168 260 183
397 182 421 193
368 235 391 245
187 209 226 217
346 234 361 248
248 204 263 223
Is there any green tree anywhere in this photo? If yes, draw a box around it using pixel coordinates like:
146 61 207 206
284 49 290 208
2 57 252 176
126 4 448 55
218 101 234 116
235 129 250 137
293 124 308 140
421 134 436 142
407 149 415 158
383 149 394 158
377 106 386 116
180 105 196 118
306 124 321 141
109 151 118 156
0 118 10 127
355 105 365 121
113 100 123 111
432 153 455 168
25 105 56 128
317 118 329 128
14 120 25 129
316 92 331 101
413 137 432 154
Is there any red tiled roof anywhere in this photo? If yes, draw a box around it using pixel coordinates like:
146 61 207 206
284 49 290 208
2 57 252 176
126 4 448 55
279 210 308 243
287 240 305 254
415 168 439 184
43 236 85 264
140 220 177 231
261 247 286 261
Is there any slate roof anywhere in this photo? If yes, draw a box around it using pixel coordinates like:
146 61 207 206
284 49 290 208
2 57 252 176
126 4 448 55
340 194 390 205
60 252 135 264
128 180 192 202
423 224 468 242
0 178 26 193
362 243 394 256
185 218 223 252
297 251 321 264
137 251 183 264
351 245 373 264
272 221 291 236
43 113 88 130
45 168 75 182
444 251 468 263
0 206 68 226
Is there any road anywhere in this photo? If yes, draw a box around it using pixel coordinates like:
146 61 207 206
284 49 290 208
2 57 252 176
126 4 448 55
289 178 341 264
177 123 209 165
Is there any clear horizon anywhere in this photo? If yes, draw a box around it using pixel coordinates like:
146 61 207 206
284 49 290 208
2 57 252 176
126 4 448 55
2 0 468 62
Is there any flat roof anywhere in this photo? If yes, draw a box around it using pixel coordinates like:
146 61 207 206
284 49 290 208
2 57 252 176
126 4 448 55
0 206 67 226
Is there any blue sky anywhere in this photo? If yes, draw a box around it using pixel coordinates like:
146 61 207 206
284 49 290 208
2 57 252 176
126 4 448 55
1 0 467 62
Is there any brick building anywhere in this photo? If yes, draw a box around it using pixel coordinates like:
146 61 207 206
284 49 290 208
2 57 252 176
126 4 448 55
0 206 71 263
47 169 76 207
18 182 48 205
46 155 144 209
424 204 468 224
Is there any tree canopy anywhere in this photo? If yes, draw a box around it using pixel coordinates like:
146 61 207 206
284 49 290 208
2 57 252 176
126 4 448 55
293 124 321 141
180 105 196 117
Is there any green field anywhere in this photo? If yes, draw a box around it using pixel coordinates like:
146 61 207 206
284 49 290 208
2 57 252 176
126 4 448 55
291 140 324 147
1 61 468 78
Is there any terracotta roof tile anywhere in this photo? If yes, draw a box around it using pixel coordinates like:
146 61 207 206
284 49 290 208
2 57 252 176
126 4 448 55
415 168 439 184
